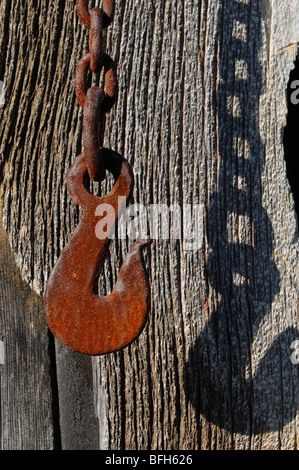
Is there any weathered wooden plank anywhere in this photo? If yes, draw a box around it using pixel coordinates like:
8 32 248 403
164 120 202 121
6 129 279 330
54 342 99 450
93 0 299 450
254 0 299 449
0 0 298 450
0 0 100 450
0 202 55 450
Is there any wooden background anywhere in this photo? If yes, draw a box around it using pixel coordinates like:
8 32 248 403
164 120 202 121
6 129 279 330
0 0 298 450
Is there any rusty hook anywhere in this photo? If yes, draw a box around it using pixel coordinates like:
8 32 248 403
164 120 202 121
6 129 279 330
44 149 151 355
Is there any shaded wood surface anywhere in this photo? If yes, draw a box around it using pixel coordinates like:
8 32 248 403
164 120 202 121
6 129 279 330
0 201 55 450
0 0 298 450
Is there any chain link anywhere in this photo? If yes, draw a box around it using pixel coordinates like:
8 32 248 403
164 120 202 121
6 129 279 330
75 0 117 182
89 8 103 73
76 0 115 28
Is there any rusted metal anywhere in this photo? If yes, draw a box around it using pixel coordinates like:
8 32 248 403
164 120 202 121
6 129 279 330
75 52 117 113
102 0 115 27
89 8 103 73
44 151 151 355
83 86 106 182
76 0 91 28
76 0 115 29
75 53 90 109
44 0 150 355
101 53 118 113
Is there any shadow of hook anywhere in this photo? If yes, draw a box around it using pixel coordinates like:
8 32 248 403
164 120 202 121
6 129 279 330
44 149 151 356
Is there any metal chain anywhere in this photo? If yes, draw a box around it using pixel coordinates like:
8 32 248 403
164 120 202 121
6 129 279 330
44 0 151 355
75 0 117 182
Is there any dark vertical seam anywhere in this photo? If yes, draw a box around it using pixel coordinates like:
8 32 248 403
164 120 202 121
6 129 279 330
47 331 62 450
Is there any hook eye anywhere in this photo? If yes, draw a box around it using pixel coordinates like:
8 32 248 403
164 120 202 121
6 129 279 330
66 150 133 210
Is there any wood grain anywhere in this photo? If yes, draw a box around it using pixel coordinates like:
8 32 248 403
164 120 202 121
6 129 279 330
0 201 55 449
0 0 298 450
